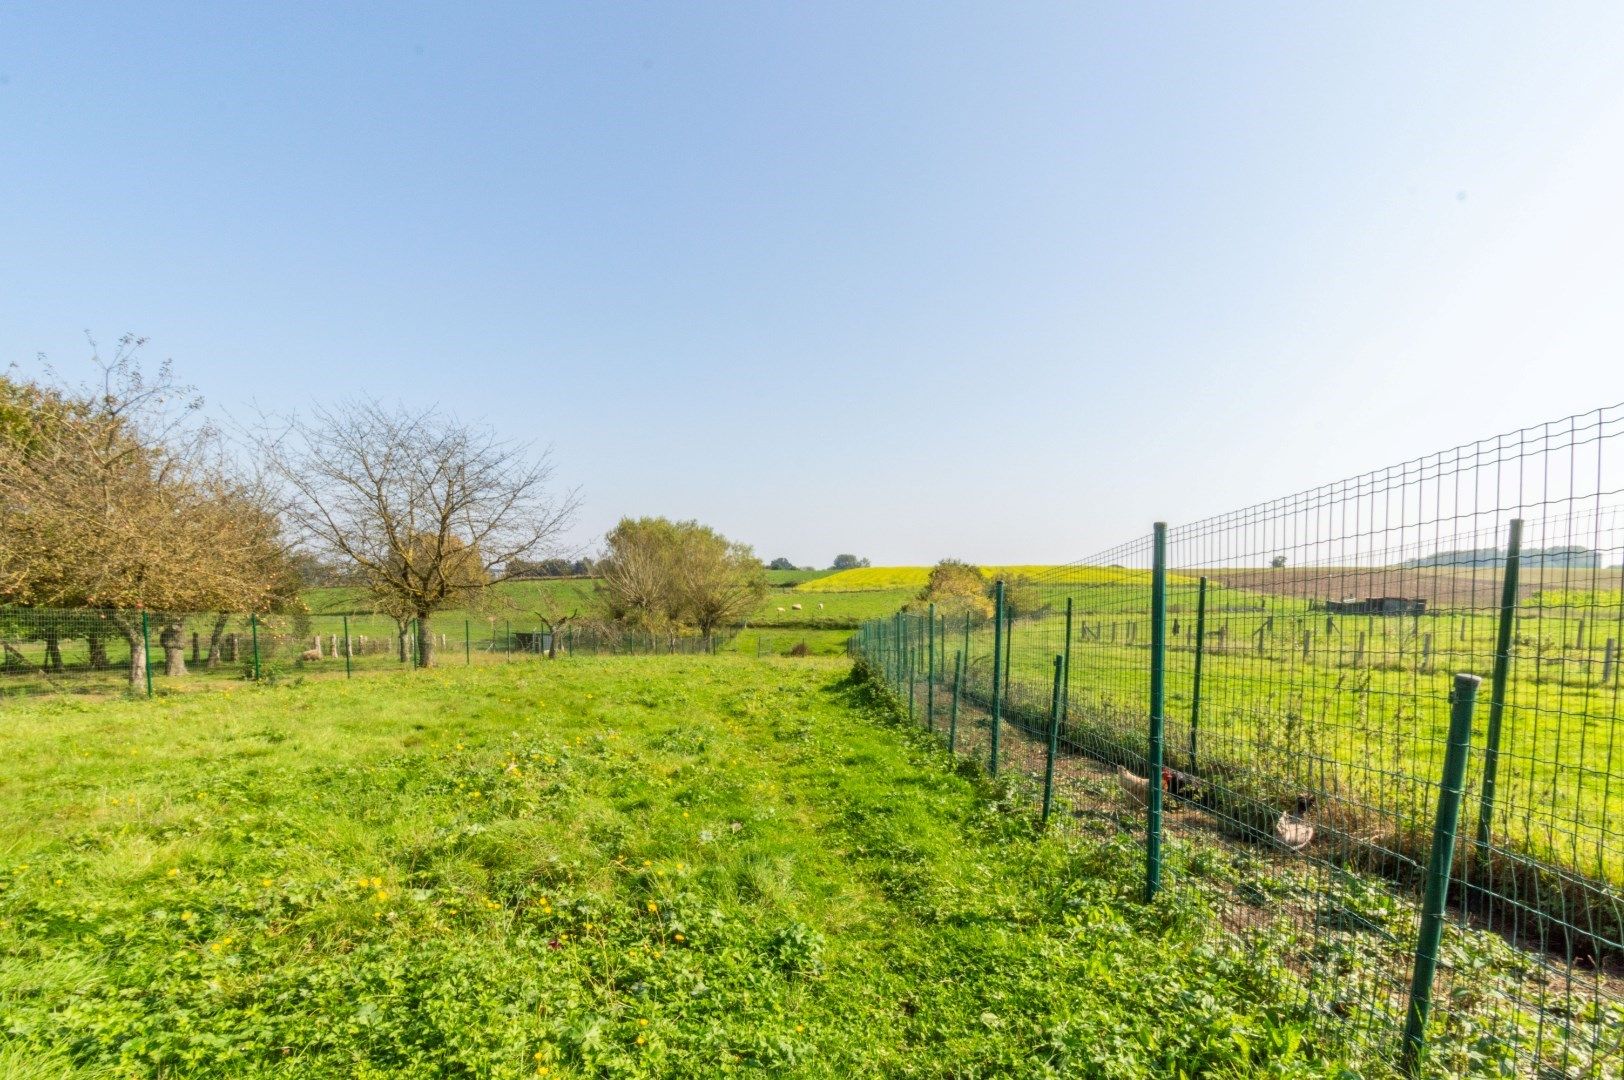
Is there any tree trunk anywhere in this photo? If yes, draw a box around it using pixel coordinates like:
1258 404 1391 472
416 613 434 668
117 620 146 694
43 628 64 673
396 619 409 663
161 618 187 676
87 631 109 670
205 613 229 669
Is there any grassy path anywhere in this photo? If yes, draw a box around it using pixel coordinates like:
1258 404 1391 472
2 658 1372 1078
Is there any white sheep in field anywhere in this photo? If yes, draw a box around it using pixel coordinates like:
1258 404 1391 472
300 648 323 662
818 603 824 610
791 603 802 610
776 606 786 613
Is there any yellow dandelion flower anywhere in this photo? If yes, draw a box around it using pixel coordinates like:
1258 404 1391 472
180 911 195 922
646 901 658 913
167 868 180 877
641 860 651 867
638 1018 648 1027
796 1024 805 1033
375 890 389 902
635 1036 645 1046
674 933 685 942
261 878 273 887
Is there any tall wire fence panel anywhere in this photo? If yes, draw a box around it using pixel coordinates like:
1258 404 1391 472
854 403 1624 1077
0 606 731 699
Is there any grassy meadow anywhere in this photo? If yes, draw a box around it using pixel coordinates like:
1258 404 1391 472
795 566 1064 592
885 582 1624 889
0 656 1389 1078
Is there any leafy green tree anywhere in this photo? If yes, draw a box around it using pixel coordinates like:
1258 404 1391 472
994 575 1048 619
598 517 766 637
914 559 994 620
831 554 870 570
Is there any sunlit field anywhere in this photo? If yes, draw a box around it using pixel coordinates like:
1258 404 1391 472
0 657 1387 1078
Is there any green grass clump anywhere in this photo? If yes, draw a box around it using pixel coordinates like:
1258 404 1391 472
1 657 1371 1077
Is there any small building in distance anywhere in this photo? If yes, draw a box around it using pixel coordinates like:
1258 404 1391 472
1312 596 1427 616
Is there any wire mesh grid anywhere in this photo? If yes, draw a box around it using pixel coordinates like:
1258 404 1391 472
857 404 1624 1076
0 607 728 698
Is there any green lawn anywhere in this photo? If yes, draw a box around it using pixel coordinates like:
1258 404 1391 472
744 587 914 628
295 577 905 637
1 656 1384 1078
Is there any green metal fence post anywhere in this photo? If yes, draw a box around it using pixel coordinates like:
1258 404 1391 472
1190 576 1207 770
141 610 154 698
1474 518 1522 853
1146 523 1168 902
465 619 471 665
1042 653 1063 824
1062 596 1073 728
990 580 1005 776
250 612 261 682
1402 672 1483 1076
927 602 936 731
505 620 511 662
908 637 916 724
950 649 962 754
343 614 352 679
1002 605 1013 714
895 612 905 691
890 613 898 688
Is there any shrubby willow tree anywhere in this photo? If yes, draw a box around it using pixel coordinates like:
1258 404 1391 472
597 517 767 638
261 401 578 667
0 338 298 692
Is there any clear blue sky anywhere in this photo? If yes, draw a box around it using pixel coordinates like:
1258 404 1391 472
4 4 1623 565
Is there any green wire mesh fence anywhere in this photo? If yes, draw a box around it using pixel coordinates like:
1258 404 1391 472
0 606 729 698
855 404 1624 1077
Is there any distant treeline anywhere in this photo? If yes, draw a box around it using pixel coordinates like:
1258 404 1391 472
1401 545 1604 568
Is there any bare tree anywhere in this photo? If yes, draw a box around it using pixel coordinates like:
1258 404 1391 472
261 400 579 667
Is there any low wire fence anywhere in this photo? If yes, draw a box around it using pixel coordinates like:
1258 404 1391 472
854 403 1624 1077
0 608 728 698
